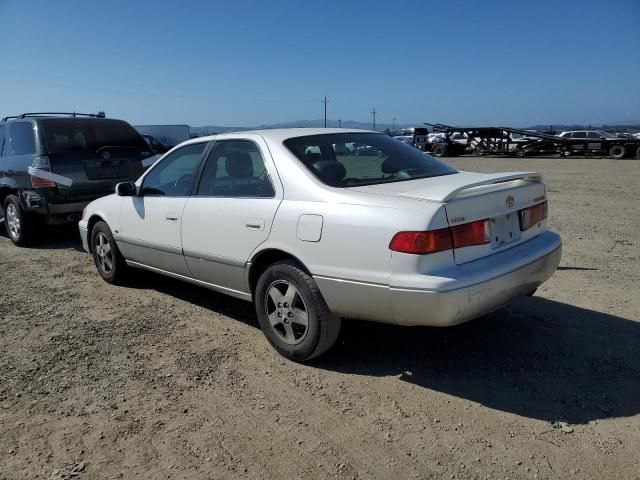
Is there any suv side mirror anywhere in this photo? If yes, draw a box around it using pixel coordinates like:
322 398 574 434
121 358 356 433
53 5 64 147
116 181 137 196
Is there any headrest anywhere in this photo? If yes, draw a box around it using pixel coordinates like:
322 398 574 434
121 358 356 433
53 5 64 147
312 161 346 185
381 158 402 174
226 151 253 178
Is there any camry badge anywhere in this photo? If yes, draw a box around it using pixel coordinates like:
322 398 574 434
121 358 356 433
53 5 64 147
505 195 514 208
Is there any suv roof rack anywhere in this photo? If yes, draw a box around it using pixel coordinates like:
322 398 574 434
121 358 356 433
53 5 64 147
1 111 106 121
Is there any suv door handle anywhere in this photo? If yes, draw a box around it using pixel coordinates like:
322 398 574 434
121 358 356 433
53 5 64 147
166 213 179 222
246 219 265 230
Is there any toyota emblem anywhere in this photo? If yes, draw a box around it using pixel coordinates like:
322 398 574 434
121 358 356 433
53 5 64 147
102 151 111 160
505 195 514 208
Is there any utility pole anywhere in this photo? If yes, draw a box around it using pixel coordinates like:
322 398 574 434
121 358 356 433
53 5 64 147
321 96 329 128
371 108 377 131
338 118 342 128
392 117 396 132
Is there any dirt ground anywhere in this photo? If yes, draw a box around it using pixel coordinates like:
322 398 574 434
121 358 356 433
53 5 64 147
1 156 639 480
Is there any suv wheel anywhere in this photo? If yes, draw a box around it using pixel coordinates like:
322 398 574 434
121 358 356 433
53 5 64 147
91 221 128 284
255 260 341 362
3 195 36 246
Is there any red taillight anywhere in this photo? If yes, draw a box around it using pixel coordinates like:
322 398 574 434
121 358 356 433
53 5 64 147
30 156 56 188
450 219 490 248
389 219 489 255
518 201 548 231
389 228 452 254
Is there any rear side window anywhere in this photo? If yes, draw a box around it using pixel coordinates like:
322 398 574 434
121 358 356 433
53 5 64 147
7 122 36 155
197 140 274 197
0 125 5 155
41 119 148 153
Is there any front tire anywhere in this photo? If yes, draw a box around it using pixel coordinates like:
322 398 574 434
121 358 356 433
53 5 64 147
3 195 36 246
254 260 341 362
90 221 128 284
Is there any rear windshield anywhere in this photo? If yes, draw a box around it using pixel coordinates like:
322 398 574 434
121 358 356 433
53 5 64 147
284 132 457 187
42 119 149 154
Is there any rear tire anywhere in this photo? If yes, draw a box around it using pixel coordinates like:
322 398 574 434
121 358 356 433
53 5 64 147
3 195 36 246
254 260 341 362
90 221 128 284
635 146 640 160
431 143 447 157
609 145 626 159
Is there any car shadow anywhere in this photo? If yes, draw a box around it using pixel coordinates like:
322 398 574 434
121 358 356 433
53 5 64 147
0 224 85 252
316 297 640 424
86 261 640 425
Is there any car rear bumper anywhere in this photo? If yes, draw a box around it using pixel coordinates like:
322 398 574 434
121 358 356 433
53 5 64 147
390 238 561 326
315 231 562 326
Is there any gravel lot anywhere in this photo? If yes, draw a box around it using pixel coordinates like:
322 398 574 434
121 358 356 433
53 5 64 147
1 156 639 480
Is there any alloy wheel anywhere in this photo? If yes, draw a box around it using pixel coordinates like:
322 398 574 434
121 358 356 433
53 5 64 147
6 203 21 240
265 280 309 345
94 232 114 274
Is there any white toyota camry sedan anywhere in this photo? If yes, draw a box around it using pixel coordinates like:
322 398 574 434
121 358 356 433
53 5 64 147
79 129 561 361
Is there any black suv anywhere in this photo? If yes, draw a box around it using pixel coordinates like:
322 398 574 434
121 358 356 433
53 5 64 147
0 112 152 245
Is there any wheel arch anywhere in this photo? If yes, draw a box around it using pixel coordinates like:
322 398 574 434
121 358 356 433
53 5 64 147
247 248 312 297
86 214 107 253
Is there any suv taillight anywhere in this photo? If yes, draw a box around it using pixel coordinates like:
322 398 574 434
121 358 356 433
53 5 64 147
518 201 548 231
389 219 490 255
30 156 56 188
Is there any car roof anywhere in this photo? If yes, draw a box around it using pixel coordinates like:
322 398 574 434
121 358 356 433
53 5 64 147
182 128 379 146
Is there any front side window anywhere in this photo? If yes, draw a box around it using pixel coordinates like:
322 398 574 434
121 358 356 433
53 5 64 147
141 142 206 196
284 132 457 187
197 140 274 197
7 122 36 155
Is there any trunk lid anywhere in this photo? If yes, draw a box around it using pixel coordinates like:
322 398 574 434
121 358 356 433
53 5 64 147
350 171 547 264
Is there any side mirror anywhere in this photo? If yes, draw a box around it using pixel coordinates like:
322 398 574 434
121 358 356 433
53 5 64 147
116 181 137 196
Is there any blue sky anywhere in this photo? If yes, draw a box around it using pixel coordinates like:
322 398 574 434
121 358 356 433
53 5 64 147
1 0 639 127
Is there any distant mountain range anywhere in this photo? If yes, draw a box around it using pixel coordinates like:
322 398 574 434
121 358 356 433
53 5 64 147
190 119 640 135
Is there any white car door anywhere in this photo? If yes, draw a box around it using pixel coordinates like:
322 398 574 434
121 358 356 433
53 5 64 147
118 142 208 276
181 138 282 295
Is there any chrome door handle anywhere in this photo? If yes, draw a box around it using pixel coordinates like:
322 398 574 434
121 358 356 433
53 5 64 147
246 219 265 230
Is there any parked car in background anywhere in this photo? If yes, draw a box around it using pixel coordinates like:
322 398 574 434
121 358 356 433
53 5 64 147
141 134 170 154
557 130 640 159
0 112 152 245
80 128 561 361
134 124 190 149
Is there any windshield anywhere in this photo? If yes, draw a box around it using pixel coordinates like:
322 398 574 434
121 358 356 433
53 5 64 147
42 119 149 154
284 133 457 187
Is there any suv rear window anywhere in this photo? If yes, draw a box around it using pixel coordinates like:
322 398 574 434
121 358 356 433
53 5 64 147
284 132 457 187
41 119 148 154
